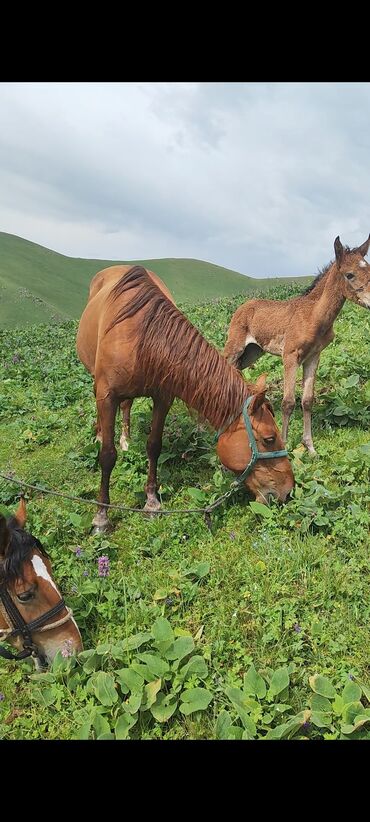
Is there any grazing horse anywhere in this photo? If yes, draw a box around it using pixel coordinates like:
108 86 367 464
0 499 82 668
224 235 370 454
76 265 294 532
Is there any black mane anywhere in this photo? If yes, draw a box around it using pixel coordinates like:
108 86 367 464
0 516 47 585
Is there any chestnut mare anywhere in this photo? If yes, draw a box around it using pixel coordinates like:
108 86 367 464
0 499 82 668
77 265 294 532
224 235 370 454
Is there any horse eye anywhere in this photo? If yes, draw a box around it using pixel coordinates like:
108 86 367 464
345 272 355 280
17 590 35 603
263 436 275 445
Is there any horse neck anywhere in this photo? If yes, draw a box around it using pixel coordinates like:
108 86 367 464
305 264 345 327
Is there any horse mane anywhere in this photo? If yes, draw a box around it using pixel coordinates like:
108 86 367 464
106 266 250 430
301 245 353 296
0 515 47 585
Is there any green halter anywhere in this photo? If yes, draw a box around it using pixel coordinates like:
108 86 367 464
217 395 289 485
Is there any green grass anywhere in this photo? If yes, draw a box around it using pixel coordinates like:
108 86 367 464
0 231 312 328
0 287 369 739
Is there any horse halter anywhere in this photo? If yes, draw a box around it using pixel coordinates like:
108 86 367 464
217 395 288 484
0 548 74 664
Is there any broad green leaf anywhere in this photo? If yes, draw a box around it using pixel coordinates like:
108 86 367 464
123 631 152 650
341 724 356 735
115 712 138 740
342 701 365 725
249 501 273 518
342 681 362 705
311 711 333 728
93 672 118 706
227 726 244 739
165 636 195 661
269 667 290 696
309 674 336 699
265 710 310 740
332 694 344 715
357 682 370 704
224 687 257 736
143 679 162 709
186 487 207 504
137 653 170 678
74 722 91 740
179 688 212 714
83 653 101 674
123 692 143 715
93 714 111 738
179 655 208 681
116 667 144 694
311 693 332 713
97 733 114 740
243 664 267 699
37 687 56 707
150 694 178 723
344 374 360 388
151 616 174 654
215 710 233 740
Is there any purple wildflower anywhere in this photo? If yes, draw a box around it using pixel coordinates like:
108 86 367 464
75 547 83 557
12 354 20 364
61 639 74 658
98 555 110 577
302 721 310 731
83 570 89 577
293 623 302 633
348 673 354 681
165 598 174 606
0 693 4 702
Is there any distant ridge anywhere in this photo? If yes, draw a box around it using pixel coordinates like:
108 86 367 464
0 232 312 328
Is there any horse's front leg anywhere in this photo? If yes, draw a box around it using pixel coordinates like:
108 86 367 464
143 396 172 513
92 392 118 533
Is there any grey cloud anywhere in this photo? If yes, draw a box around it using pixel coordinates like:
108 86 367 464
1 82 370 277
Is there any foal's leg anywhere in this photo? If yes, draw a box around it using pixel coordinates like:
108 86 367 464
143 396 172 513
301 353 320 455
92 393 118 533
281 355 299 444
119 399 133 451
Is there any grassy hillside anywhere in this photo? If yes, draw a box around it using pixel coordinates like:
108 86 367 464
0 287 369 740
0 232 312 328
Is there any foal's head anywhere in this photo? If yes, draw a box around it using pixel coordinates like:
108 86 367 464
216 375 295 504
334 234 370 308
0 499 82 667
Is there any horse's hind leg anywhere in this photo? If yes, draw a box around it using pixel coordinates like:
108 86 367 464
224 318 263 370
143 396 172 513
92 392 118 533
119 399 133 451
301 353 320 455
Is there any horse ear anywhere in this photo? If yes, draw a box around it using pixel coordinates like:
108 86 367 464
334 236 344 265
254 373 267 393
14 497 27 529
0 515 10 558
356 234 370 258
248 391 266 415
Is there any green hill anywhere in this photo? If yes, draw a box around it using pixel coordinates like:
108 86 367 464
0 232 312 328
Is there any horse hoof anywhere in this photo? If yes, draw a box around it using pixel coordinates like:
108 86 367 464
90 521 114 535
143 500 161 516
120 434 129 451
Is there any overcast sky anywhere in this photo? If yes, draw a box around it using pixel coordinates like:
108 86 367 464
1 82 370 278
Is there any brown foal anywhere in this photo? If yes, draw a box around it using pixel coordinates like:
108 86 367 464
224 235 370 454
